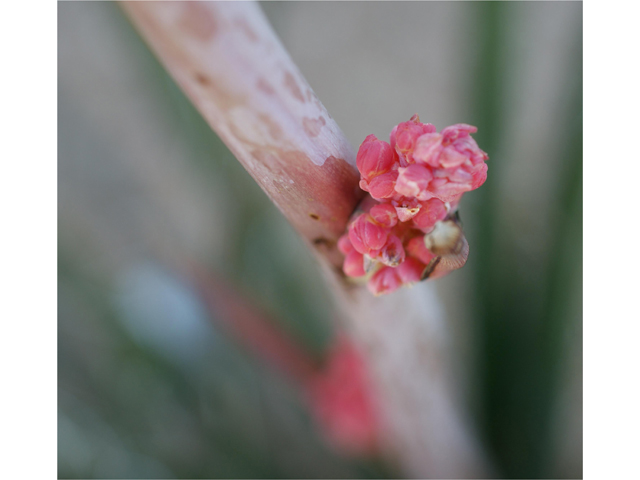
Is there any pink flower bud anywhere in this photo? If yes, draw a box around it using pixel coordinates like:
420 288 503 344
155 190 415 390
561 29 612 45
367 170 398 199
441 123 477 143
390 115 436 165
367 266 403 296
449 135 488 165
343 250 366 277
396 257 426 284
395 124 425 156
412 198 448 232
337 234 354 255
356 134 396 181
410 124 488 202
377 234 405 267
429 178 473 202
347 116 488 294
395 164 433 198
369 203 398 228
348 214 390 255
471 162 488 189
438 146 468 169
412 133 443 167
406 236 437 264
447 167 474 184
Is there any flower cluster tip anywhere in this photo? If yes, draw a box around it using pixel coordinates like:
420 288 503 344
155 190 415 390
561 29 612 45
340 115 488 295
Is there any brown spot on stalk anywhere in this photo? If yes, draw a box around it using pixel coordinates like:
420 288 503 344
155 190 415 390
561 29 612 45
194 72 210 86
309 213 320 220
178 2 218 41
302 116 326 137
284 71 305 103
193 72 244 112
312 237 335 249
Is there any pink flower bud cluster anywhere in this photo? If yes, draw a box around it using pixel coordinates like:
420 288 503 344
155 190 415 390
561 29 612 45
339 115 488 295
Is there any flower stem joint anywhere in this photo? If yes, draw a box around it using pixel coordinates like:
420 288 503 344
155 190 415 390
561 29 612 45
340 115 488 296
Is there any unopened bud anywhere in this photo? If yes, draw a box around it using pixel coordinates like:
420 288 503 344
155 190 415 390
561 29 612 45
377 235 405 267
397 257 426 284
412 198 447 231
395 164 433 198
337 234 354 255
356 135 395 181
369 203 398 228
348 214 390 255
367 171 398 199
343 250 366 277
367 266 403 296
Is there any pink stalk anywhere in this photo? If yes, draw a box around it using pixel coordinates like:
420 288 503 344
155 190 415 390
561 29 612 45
190 264 317 381
122 2 488 477
191 265 380 457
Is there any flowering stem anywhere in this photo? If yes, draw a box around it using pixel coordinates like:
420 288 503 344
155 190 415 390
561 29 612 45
120 0 362 270
122 1 488 477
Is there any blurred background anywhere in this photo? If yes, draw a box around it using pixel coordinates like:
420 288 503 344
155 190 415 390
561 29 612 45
58 2 582 478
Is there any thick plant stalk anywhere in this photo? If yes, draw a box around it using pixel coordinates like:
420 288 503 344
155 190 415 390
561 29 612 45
122 0 362 270
122 1 487 477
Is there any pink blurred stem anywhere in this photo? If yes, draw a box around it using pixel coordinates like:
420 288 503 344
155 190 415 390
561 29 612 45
122 1 488 477
191 264 381 458
190 264 317 381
